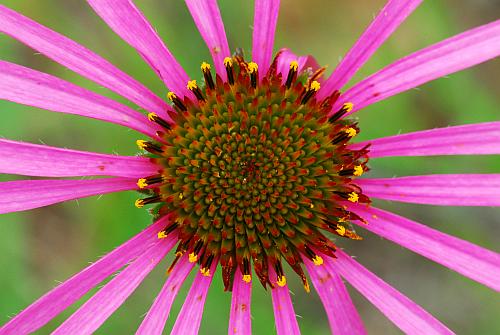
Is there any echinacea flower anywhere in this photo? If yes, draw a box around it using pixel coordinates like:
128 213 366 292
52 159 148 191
1 0 499 334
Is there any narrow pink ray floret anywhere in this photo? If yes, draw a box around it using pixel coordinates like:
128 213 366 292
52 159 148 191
0 0 499 334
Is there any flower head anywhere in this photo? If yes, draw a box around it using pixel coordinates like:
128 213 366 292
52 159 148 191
0 0 499 334
135 53 370 290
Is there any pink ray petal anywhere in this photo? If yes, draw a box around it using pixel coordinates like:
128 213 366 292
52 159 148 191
329 250 453 334
335 19 500 114
358 174 500 206
304 259 367 335
346 204 500 291
53 234 176 335
170 263 217 335
185 0 230 80
0 217 171 334
87 0 192 98
0 61 161 138
276 48 320 84
269 266 301 335
318 0 422 99
136 255 194 335
0 178 138 214
252 0 280 80
351 122 500 157
0 139 157 178
0 5 168 116
228 268 252 335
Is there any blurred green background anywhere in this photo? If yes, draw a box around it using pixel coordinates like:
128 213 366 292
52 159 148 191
1 0 499 334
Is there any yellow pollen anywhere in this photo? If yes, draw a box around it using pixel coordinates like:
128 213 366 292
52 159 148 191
179 193 184 200
189 252 198 263
187 80 198 90
312 255 324 266
167 92 177 101
336 225 346 236
343 102 354 112
223 57 233 67
200 267 211 276
348 192 359 203
136 140 147 150
290 60 299 71
242 274 252 283
353 165 364 176
277 276 287 287
248 62 258 73
304 280 311 293
147 113 157 122
137 178 148 189
134 199 144 208
338 216 348 223
157 231 168 239
175 251 184 257
201 62 211 71
345 127 357 137
310 80 321 91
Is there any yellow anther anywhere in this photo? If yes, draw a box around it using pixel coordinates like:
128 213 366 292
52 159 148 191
242 274 252 283
343 102 354 112
189 252 198 263
167 92 177 101
178 193 184 200
200 267 211 276
175 251 184 257
223 57 233 67
303 280 311 293
336 225 346 236
147 112 172 130
137 178 148 189
347 192 359 203
309 203 314 209
134 199 144 208
247 62 258 73
201 62 211 71
345 127 357 137
312 255 324 266
187 80 198 90
353 165 364 176
136 140 147 150
338 216 348 223
157 231 168 239
310 80 321 91
147 113 157 122
290 60 299 71
277 275 287 287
